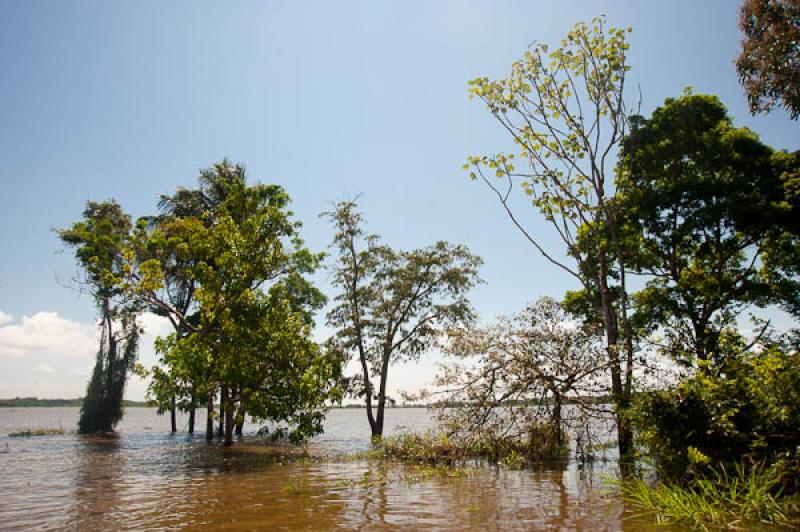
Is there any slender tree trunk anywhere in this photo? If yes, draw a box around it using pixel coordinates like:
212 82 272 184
595 250 632 462
217 395 225 437
206 390 214 441
170 394 177 433
103 304 116 432
359 356 378 438
188 386 195 434
552 393 563 447
373 352 392 439
373 400 385 439
223 388 235 447
234 402 245 437
605 212 636 466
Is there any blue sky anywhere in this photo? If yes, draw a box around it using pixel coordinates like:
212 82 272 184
0 1 796 400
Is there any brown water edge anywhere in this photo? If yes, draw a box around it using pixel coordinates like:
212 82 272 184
0 408 669 531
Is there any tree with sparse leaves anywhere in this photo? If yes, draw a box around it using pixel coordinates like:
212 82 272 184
432 297 607 451
325 199 482 439
464 17 638 459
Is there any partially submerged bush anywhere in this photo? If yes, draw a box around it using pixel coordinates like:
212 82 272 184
380 421 568 468
632 344 800 482
8 428 66 437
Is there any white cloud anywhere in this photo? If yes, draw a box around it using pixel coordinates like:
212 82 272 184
34 363 55 374
0 312 96 357
137 312 173 339
0 311 12 326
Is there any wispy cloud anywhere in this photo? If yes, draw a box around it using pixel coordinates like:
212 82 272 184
34 363 56 374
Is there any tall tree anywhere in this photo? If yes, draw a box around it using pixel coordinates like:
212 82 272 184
617 92 775 365
736 0 800 119
136 160 247 434
325 200 482 439
464 18 638 458
128 161 336 446
59 201 141 433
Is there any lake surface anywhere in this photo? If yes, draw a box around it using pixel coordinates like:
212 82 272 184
0 407 664 530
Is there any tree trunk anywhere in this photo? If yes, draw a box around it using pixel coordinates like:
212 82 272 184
187 386 195 434
595 250 633 462
373 400 385 439
552 393 563 447
205 390 214 441
223 389 235 447
360 359 378 439
170 394 177 433
234 403 245 437
217 396 225 437
604 205 637 467
371 352 392 439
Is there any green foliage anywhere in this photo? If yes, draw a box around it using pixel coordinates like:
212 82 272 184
58 200 134 302
59 200 142 434
618 462 800 530
632 340 800 480
747 150 800 318
78 315 140 434
132 161 339 444
736 0 800 120
618 92 776 364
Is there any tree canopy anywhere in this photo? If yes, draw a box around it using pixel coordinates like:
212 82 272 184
736 0 800 119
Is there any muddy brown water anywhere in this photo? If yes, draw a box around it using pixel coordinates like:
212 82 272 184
0 407 665 530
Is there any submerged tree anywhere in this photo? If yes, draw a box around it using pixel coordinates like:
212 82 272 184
134 161 244 434
59 201 141 433
325 199 482 438
465 18 638 458
432 297 607 455
126 161 339 446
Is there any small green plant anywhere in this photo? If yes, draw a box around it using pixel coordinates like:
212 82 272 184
617 462 800 530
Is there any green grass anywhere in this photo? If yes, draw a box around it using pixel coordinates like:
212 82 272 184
8 427 66 437
616 462 800 530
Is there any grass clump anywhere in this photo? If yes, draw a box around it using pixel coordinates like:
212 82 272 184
8 428 66 437
618 462 800 530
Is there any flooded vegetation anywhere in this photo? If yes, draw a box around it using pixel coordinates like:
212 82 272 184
2 3 799 530
0 407 667 531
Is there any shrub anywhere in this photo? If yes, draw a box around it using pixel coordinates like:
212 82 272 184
632 344 800 482
380 420 568 467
